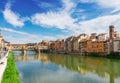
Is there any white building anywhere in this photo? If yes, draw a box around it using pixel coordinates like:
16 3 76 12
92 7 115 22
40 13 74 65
114 31 120 38
65 36 75 52
113 38 120 52
72 34 89 53
97 33 109 41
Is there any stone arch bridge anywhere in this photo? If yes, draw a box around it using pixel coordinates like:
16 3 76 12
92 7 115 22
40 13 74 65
9 43 49 54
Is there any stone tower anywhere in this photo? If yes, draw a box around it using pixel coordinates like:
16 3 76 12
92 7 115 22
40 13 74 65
109 25 114 39
109 25 114 53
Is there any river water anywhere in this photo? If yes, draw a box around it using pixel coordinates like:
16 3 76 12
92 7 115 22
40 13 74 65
13 51 120 83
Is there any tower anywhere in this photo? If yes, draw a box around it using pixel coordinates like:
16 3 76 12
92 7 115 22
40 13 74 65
109 25 114 53
109 25 114 39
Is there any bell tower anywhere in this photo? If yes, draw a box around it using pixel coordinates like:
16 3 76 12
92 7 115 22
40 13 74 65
109 25 114 39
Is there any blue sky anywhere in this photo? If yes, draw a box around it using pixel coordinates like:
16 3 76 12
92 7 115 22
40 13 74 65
0 0 120 43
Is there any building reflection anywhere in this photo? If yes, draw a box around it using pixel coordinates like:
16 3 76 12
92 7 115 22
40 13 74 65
14 52 120 83
15 52 49 63
46 54 120 83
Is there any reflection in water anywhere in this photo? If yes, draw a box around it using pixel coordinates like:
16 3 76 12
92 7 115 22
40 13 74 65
13 51 120 83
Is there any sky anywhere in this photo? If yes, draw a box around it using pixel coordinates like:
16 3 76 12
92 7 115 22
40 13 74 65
0 0 120 44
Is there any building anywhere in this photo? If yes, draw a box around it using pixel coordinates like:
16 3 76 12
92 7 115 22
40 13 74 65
72 34 89 53
60 39 65 52
109 25 115 53
79 39 87 55
49 39 65 53
41 40 49 46
113 38 120 53
0 34 3 50
114 31 120 38
49 41 56 52
97 33 109 41
109 25 114 39
49 25 120 55
65 36 75 53
55 39 65 52
83 39 106 55
90 33 97 39
2 39 10 50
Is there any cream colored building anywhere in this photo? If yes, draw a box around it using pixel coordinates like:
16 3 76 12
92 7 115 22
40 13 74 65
72 34 89 53
97 33 109 41
113 38 120 52
65 36 75 52
114 31 120 38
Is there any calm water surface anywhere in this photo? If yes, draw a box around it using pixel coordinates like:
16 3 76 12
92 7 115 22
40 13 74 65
13 51 120 83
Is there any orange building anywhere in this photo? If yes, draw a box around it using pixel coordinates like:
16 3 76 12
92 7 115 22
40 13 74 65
83 39 106 55
55 39 64 52
50 42 56 50
50 39 65 52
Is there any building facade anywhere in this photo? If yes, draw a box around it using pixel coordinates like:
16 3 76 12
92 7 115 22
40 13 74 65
83 39 106 55
72 34 89 53
65 36 75 53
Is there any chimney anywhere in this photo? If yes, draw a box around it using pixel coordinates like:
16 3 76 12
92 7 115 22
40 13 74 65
109 25 114 39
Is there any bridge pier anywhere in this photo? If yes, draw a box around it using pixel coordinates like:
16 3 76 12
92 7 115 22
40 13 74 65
22 49 26 55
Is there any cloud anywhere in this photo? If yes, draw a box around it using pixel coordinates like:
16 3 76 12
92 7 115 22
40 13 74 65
33 0 56 9
31 0 120 36
78 14 120 34
62 0 75 12
2 2 25 27
1 28 67 44
31 12 78 29
79 0 120 13
1 28 32 35
31 0 80 31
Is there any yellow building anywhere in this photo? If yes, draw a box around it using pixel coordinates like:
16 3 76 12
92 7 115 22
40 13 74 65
83 39 106 55
55 39 65 52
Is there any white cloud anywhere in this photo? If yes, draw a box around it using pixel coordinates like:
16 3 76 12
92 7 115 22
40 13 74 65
0 28 67 44
31 12 78 29
34 1 56 9
31 0 80 31
62 0 75 12
2 3 25 27
1 28 31 35
78 14 120 34
31 0 120 36
79 0 120 13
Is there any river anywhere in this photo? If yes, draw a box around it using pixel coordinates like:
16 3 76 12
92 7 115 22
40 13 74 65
13 51 120 83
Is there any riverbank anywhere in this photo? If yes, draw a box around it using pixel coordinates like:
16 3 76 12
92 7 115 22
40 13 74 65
1 52 21 83
0 51 8 83
48 51 120 59
82 52 120 59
